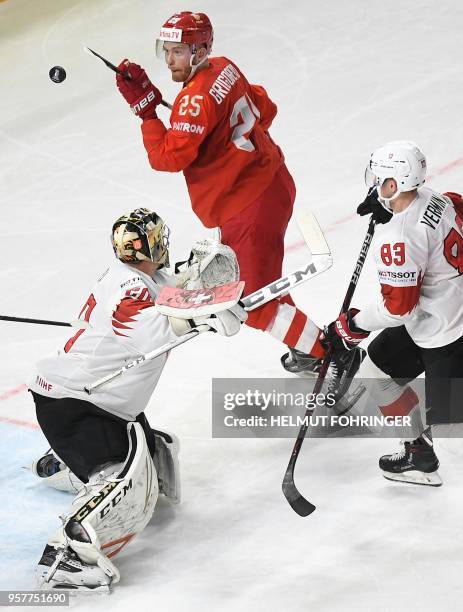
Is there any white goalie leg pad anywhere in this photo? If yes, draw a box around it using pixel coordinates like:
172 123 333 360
152 429 181 503
31 450 84 494
42 423 158 589
176 238 240 290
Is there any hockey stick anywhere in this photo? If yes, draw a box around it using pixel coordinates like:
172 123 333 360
85 212 332 393
282 216 376 517
85 255 332 394
0 315 89 329
83 47 173 110
0 210 329 335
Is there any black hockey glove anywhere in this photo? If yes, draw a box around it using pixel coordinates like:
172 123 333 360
357 189 392 224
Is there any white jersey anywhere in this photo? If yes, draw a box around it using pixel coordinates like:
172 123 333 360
28 260 178 420
354 187 463 348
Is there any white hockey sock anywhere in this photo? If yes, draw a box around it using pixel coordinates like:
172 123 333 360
267 303 320 354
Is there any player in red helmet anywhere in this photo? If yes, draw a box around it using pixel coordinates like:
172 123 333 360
115 11 362 379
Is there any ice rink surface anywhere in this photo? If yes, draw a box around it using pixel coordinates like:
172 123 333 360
1 0 463 610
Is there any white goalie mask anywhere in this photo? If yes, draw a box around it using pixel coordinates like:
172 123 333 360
365 141 427 209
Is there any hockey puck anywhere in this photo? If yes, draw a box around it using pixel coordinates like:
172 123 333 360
49 66 66 83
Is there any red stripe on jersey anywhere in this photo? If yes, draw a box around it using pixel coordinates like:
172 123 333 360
379 387 418 417
380 273 423 316
283 309 307 348
112 293 155 337
443 191 463 221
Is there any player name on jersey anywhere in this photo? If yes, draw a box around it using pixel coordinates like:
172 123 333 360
208 64 241 104
420 193 447 230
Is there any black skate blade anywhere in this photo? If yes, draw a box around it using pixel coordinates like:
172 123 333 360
282 481 316 516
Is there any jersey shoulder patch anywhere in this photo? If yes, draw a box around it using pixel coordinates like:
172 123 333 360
112 286 155 337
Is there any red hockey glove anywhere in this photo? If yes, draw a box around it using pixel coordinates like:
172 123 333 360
323 309 370 351
116 60 162 120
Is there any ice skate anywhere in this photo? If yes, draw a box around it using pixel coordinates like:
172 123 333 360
327 346 366 400
30 450 83 493
280 348 324 377
32 450 63 478
36 544 113 593
379 434 442 486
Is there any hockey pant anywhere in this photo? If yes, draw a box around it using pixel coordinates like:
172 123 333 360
32 391 155 482
368 326 463 437
31 391 180 500
220 163 324 357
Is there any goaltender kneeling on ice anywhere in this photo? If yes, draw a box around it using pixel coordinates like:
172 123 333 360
26 208 246 593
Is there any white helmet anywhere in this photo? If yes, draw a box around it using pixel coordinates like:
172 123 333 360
365 141 427 203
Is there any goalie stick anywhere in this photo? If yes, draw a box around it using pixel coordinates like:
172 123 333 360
85 211 332 393
0 211 329 335
83 46 173 110
0 315 89 329
282 216 376 517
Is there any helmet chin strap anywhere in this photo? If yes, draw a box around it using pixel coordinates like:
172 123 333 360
185 49 209 82
378 192 400 212
377 180 402 212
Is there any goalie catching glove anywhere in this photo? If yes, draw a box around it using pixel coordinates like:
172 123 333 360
176 238 240 290
169 238 245 336
169 303 247 337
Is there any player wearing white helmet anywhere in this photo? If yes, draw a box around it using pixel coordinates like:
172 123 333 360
365 140 427 207
323 141 463 486
27 207 246 592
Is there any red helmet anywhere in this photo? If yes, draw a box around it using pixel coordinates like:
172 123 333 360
158 12 213 54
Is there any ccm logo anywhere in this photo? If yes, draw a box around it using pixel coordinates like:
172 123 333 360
132 90 156 114
100 480 133 519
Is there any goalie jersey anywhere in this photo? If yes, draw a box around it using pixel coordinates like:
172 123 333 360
28 260 177 420
354 187 463 348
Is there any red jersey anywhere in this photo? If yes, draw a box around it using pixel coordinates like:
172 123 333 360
141 57 283 228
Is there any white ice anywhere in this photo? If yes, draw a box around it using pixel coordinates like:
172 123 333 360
1 1 463 610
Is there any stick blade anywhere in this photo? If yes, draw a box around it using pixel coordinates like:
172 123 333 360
282 463 316 516
282 480 316 517
297 210 331 257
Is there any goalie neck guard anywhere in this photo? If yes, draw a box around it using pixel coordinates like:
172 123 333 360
112 208 170 267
